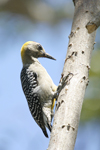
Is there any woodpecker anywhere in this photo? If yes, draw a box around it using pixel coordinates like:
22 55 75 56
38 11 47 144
20 41 57 138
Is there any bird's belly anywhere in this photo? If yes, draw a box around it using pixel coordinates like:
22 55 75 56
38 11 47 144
33 82 54 107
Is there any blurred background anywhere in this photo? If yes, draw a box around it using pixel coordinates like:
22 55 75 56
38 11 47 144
0 0 100 150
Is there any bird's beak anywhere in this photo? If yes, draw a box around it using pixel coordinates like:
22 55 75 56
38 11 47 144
42 51 56 60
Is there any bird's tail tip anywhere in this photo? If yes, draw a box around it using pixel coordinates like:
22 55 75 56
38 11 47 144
42 129 49 138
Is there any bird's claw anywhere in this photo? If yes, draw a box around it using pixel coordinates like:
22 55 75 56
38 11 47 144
53 73 73 100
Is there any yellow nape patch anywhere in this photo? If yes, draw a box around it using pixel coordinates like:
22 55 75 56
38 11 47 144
21 41 32 58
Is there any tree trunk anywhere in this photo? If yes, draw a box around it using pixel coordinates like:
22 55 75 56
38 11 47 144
48 0 100 150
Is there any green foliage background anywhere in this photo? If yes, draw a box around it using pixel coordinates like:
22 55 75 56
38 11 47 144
81 50 100 121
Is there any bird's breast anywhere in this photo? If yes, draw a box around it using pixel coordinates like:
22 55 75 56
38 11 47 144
29 63 55 95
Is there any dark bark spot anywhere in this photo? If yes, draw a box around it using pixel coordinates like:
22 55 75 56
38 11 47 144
77 27 80 30
68 44 72 48
62 125 65 128
67 124 71 131
82 51 84 54
72 127 75 131
61 100 64 104
83 76 86 80
86 11 88 13
72 51 77 56
87 65 90 70
69 32 74 38
56 100 64 111
65 51 78 63
56 102 60 111
86 80 89 87
75 52 77 56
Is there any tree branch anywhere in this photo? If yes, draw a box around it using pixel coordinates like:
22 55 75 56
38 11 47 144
86 12 100 33
48 0 98 149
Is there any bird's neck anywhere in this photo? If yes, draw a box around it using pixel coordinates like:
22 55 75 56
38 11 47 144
22 55 39 65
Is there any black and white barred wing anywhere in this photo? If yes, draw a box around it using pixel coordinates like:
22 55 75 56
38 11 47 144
20 67 48 138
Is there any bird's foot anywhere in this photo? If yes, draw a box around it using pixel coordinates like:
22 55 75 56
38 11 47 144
53 73 73 100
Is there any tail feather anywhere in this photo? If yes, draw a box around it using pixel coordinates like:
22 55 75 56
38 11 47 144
42 127 48 138
47 123 52 132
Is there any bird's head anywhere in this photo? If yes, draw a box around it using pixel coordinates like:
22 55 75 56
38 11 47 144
21 41 56 64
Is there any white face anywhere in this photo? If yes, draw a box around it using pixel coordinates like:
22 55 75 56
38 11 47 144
21 41 45 59
21 41 56 60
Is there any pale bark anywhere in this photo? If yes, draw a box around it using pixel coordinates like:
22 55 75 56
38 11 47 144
48 0 100 150
86 12 100 33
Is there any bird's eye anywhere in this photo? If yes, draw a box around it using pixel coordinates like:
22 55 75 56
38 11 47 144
37 44 43 51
